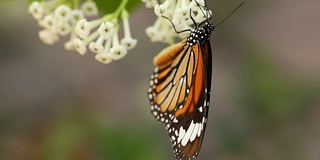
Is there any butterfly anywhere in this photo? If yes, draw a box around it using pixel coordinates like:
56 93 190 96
147 3 214 160
147 1 244 159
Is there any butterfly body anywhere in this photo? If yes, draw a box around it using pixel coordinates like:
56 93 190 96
148 21 214 160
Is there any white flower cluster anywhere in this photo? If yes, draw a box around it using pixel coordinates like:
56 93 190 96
28 0 137 64
142 0 212 44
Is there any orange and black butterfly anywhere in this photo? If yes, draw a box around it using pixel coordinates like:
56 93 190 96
147 4 214 160
148 1 243 159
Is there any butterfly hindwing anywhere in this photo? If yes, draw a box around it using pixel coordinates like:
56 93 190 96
167 42 211 160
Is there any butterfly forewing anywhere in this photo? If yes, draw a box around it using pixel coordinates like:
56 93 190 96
149 40 196 123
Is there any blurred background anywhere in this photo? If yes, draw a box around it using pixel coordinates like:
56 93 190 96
0 0 320 160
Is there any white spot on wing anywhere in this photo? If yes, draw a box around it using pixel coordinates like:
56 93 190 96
154 78 158 84
190 123 200 142
177 126 186 143
198 122 204 137
181 121 195 146
149 80 154 86
153 111 158 116
198 106 203 113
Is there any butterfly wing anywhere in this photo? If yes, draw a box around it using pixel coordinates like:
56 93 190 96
148 39 212 160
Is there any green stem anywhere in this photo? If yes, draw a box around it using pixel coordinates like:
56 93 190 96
102 0 129 21
113 0 129 18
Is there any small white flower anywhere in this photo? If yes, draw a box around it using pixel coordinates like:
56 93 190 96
73 38 87 55
171 14 189 31
144 0 213 44
154 0 173 17
95 53 113 64
38 15 57 31
89 35 104 54
194 9 211 23
89 42 104 54
81 1 98 17
145 26 158 41
145 18 164 42
146 18 175 43
121 10 137 50
189 0 210 23
70 10 85 24
146 26 173 43
54 5 71 21
39 29 59 45
109 45 127 60
94 36 113 64
109 34 127 60
121 37 137 50
98 21 115 39
175 6 190 20
189 0 205 11
194 13 206 23
64 40 75 50
75 19 91 39
28 1 44 20
57 21 71 36
64 28 77 50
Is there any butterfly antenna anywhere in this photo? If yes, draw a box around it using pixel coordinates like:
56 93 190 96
189 8 197 27
215 0 245 27
162 16 191 34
